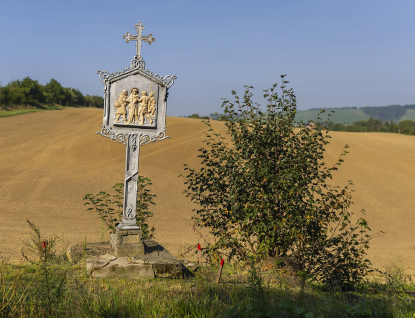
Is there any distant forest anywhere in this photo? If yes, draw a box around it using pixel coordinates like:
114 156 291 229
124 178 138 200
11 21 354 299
0 77 103 108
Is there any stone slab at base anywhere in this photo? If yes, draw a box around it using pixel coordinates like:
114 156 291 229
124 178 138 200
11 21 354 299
67 240 192 279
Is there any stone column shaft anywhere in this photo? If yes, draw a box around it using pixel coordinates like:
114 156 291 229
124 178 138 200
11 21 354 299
119 133 140 230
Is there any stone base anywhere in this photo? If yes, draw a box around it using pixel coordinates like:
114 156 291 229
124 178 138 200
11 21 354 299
109 228 145 257
67 240 193 279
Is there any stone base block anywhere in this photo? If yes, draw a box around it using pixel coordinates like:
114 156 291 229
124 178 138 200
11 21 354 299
110 228 145 257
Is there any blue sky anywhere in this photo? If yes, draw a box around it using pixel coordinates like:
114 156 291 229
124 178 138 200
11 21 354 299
0 0 414 116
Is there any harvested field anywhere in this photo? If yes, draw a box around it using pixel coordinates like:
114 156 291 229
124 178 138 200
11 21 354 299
0 108 414 275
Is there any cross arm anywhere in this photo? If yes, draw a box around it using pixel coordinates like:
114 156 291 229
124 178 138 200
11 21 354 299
123 32 138 43
142 34 155 45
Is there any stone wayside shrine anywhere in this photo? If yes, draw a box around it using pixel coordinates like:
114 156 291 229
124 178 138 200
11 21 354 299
97 21 176 255
68 22 194 278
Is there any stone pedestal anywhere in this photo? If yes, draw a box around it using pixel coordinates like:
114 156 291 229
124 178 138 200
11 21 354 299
67 240 194 279
110 228 145 257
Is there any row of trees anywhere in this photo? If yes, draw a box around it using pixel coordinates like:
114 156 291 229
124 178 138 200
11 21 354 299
0 77 103 108
326 118 415 135
187 113 210 119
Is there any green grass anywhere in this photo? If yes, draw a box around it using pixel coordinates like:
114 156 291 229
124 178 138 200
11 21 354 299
0 105 66 118
399 109 415 122
296 109 371 125
0 104 98 118
1 260 415 317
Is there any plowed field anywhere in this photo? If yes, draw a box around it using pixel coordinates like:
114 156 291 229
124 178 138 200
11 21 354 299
1 108 414 274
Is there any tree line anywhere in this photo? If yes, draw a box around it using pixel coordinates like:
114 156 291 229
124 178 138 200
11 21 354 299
186 113 210 119
326 118 415 135
0 77 103 108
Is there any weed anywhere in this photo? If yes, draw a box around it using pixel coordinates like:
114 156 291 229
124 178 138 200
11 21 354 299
21 220 66 264
384 263 413 291
18 220 68 317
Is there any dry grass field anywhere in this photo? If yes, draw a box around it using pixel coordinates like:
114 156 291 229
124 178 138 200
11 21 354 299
0 108 414 275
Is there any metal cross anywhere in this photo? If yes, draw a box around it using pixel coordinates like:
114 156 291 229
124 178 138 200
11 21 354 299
123 22 155 58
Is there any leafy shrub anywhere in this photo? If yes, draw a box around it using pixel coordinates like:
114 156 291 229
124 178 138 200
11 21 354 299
182 76 372 289
83 177 156 239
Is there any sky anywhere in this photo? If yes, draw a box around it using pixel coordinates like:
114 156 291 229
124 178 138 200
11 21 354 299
0 0 414 116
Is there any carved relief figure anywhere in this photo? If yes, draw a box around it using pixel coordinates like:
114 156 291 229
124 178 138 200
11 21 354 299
114 90 129 123
138 91 153 125
114 87 156 126
148 91 156 117
127 88 140 124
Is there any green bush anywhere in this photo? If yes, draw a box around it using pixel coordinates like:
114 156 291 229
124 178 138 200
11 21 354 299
83 177 156 239
182 76 372 289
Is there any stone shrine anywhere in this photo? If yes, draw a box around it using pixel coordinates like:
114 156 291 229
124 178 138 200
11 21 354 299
72 21 185 278
97 21 176 257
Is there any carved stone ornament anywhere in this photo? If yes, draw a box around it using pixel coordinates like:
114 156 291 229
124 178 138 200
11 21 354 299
97 125 170 146
125 204 135 220
97 62 176 144
97 21 176 145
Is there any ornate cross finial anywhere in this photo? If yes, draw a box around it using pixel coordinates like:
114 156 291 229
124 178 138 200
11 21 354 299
123 21 155 59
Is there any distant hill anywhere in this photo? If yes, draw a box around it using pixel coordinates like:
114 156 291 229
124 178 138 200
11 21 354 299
296 104 415 124
209 104 415 124
295 108 370 124
396 108 415 122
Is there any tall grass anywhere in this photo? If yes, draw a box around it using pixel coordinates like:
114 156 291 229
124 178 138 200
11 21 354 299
2 220 414 317
1 260 415 317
